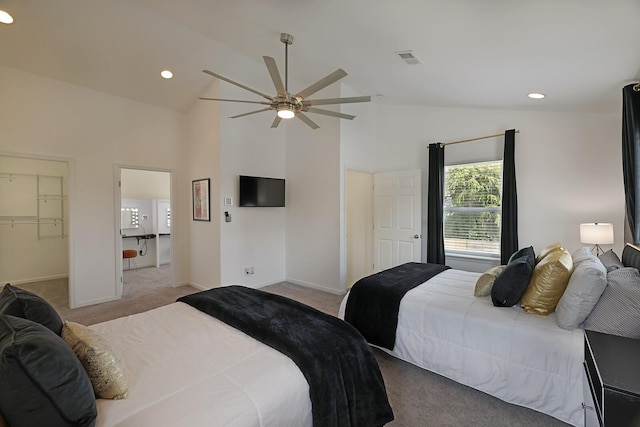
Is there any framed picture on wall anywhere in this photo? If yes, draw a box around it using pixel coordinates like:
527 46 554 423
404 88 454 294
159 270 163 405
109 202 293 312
192 178 210 221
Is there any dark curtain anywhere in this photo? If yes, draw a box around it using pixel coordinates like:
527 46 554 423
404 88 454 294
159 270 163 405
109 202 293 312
500 129 518 264
427 143 445 264
622 84 640 245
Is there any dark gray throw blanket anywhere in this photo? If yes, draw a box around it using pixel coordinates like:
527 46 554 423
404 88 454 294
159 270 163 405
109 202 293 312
344 262 450 350
178 286 394 427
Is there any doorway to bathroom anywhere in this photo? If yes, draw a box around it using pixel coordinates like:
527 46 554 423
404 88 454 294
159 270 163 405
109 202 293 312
117 167 172 298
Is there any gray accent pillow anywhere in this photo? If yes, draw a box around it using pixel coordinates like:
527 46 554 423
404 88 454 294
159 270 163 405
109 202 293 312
556 257 607 330
584 267 640 338
598 249 624 272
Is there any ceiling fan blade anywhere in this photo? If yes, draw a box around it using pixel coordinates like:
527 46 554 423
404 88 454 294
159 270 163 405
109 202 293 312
296 112 320 129
302 96 371 106
203 70 273 101
199 97 270 105
294 69 348 100
304 107 355 120
229 108 272 119
263 56 286 97
271 116 282 128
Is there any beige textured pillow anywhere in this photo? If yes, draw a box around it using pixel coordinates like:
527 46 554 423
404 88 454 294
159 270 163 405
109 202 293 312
521 248 573 315
62 321 128 400
474 265 506 297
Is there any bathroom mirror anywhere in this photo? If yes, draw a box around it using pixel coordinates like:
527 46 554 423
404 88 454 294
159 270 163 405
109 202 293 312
121 207 139 229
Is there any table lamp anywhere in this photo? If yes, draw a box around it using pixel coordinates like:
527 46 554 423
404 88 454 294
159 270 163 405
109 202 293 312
580 222 614 256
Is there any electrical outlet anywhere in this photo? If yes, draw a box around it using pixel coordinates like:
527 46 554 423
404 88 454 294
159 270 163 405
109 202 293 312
244 267 254 275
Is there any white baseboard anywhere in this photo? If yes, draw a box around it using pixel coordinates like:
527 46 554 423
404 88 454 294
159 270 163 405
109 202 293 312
71 294 120 309
286 277 346 295
2 274 68 286
188 281 211 291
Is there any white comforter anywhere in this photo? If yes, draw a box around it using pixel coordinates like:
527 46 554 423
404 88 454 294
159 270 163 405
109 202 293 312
91 302 312 427
339 269 587 426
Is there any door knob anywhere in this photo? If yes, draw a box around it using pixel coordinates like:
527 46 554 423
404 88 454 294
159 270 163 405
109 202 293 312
414 234 421 239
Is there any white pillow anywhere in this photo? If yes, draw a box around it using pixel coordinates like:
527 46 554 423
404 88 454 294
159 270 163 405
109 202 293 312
556 257 607 330
571 246 597 266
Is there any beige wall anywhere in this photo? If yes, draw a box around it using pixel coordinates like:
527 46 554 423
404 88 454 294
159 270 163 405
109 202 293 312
185 81 221 290
0 66 189 307
346 170 373 287
0 156 69 284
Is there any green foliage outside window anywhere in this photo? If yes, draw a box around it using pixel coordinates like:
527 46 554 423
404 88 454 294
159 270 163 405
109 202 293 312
444 163 501 246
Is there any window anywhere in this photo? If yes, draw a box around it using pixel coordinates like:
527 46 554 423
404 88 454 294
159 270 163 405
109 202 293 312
443 161 502 256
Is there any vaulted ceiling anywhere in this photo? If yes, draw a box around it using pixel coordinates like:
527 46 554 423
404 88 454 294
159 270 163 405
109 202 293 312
1 0 638 114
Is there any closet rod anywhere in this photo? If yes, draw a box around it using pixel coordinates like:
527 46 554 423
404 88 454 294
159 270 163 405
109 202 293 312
441 130 519 146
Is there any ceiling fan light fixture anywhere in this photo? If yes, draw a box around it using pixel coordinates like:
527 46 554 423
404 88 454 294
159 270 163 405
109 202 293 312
200 33 371 129
277 105 296 119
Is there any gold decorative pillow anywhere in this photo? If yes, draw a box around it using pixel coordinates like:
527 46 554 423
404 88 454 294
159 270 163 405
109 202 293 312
521 248 573 315
474 265 506 297
61 321 128 400
535 242 563 264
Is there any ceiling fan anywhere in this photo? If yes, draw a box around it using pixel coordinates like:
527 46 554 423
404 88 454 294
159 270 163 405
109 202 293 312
199 33 371 129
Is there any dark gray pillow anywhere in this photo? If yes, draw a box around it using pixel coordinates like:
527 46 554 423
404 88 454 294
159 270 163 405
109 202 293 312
598 249 624 272
0 315 97 427
584 267 640 338
0 283 63 335
492 246 535 307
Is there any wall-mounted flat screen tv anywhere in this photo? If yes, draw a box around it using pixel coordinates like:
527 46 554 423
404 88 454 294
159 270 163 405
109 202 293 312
239 175 285 207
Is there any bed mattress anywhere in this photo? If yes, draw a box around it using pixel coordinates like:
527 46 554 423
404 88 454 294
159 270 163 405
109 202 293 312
91 302 312 427
339 268 587 426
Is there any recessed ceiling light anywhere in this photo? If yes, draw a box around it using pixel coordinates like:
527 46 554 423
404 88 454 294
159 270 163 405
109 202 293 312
0 10 14 24
528 93 545 99
160 70 173 79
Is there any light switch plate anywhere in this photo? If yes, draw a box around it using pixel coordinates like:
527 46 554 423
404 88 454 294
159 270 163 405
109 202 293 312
224 197 232 206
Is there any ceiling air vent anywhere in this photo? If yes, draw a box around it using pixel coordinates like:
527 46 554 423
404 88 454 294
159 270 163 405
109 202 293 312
396 50 422 65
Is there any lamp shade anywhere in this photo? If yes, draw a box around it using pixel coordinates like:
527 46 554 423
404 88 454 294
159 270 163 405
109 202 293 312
580 223 614 245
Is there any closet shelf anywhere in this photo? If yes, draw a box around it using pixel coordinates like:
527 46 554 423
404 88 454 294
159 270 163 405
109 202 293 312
0 171 66 239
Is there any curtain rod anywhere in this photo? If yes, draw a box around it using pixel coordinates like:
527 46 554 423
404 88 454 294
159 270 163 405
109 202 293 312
441 130 520 146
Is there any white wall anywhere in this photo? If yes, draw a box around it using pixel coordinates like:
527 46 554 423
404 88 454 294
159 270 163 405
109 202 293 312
286 84 344 293
1 64 625 304
121 169 171 200
0 66 189 307
218 82 287 288
373 104 624 268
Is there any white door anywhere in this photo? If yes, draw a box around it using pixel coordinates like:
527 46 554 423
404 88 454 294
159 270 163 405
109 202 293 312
373 169 421 272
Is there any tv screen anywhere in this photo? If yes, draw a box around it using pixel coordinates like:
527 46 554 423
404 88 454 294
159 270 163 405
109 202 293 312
239 175 285 207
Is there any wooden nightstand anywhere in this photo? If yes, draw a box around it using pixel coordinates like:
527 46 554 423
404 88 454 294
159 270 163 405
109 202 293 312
584 330 640 426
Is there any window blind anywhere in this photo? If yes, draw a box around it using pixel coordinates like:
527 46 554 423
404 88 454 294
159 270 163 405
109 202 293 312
443 161 502 255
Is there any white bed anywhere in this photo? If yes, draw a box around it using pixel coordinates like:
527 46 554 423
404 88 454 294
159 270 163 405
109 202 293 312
91 302 312 427
339 268 592 426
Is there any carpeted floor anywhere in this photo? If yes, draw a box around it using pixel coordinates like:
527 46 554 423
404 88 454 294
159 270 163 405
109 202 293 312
15 276 570 427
